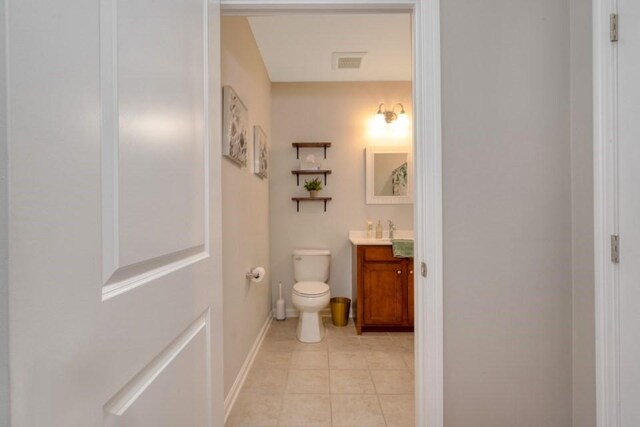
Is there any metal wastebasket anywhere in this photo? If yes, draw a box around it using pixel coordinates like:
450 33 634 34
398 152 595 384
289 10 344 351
330 297 351 327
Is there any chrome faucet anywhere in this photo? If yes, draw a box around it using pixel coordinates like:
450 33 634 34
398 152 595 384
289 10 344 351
388 220 396 239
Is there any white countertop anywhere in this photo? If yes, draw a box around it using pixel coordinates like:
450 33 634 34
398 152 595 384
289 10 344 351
348 230 414 246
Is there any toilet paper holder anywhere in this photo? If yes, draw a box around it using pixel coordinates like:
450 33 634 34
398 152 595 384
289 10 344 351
245 267 265 282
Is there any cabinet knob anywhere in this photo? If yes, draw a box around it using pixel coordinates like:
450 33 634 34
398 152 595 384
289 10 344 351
410 270 413 275
397 270 402 275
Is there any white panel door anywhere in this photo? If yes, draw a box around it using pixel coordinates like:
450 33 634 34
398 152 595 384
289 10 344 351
6 0 223 425
618 1 640 425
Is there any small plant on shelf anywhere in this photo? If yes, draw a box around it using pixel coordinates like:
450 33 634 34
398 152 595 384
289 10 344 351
303 177 323 198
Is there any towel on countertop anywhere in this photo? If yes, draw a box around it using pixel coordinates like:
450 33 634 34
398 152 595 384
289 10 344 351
391 239 414 258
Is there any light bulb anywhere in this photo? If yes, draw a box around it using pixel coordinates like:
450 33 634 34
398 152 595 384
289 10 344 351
397 112 409 128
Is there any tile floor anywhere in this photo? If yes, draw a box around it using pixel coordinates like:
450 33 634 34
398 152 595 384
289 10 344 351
226 317 415 427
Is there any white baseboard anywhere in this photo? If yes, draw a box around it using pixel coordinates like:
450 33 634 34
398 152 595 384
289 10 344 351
275 308 327 318
284 307 299 318
224 313 273 424
273 307 354 319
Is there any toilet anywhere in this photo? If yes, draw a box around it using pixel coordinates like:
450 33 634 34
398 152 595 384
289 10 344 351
291 249 331 343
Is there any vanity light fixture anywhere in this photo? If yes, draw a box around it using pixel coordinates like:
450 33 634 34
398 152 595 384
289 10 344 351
376 103 406 124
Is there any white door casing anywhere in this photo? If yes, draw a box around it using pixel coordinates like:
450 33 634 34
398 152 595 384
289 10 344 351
594 0 640 426
6 0 224 425
220 1 443 427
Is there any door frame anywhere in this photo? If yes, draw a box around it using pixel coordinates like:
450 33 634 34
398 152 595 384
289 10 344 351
593 0 620 425
219 1 443 426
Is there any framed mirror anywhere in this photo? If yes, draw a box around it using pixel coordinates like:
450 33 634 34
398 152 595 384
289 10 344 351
365 145 413 204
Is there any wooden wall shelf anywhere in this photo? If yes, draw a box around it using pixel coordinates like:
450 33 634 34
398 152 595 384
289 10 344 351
291 197 332 212
292 142 332 159
291 170 332 185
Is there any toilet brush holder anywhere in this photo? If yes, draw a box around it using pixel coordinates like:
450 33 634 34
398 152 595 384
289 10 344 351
276 282 286 320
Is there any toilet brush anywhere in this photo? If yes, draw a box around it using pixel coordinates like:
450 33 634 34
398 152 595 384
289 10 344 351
276 282 286 321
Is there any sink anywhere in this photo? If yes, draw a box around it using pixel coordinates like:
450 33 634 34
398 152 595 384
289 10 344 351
348 230 414 246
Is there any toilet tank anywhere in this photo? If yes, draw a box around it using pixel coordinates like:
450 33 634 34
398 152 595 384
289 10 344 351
293 249 331 282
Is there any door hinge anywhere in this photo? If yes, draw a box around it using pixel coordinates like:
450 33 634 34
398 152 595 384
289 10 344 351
611 235 620 263
610 13 618 42
420 262 427 278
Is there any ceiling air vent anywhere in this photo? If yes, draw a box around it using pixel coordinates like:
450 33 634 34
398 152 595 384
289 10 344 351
332 52 367 70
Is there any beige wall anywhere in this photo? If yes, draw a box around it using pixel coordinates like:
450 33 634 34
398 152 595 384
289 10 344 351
221 16 272 397
270 82 413 312
441 0 574 425
570 0 595 425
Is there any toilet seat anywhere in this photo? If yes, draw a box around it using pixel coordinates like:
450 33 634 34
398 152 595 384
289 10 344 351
293 281 329 297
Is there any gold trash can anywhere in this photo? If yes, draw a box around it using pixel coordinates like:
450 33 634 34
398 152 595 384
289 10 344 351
330 297 351 327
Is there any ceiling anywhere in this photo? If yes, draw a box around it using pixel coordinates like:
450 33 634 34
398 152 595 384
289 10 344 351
247 14 412 82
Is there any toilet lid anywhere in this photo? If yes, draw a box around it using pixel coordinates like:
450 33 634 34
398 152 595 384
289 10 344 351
293 281 330 297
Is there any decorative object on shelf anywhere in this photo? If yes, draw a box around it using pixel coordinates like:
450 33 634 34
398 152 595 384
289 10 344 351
253 125 268 179
300 154 321 171
222 86 248 166
376 103 408 124
304 177 323 198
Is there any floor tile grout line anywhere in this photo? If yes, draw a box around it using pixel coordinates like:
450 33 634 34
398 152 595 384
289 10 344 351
369 360 389 427
328 356 334 427
323 325 334 427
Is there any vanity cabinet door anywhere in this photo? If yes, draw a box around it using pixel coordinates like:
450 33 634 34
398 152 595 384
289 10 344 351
362 261 405 325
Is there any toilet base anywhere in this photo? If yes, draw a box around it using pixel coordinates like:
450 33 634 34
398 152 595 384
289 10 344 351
296 312 326 343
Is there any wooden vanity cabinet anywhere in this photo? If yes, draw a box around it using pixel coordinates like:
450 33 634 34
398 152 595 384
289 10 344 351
353 245 414 334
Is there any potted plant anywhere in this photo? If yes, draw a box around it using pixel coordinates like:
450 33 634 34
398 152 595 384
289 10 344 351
304 177 323 198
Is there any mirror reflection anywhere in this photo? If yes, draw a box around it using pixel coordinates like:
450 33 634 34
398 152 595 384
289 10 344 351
373 153 408 196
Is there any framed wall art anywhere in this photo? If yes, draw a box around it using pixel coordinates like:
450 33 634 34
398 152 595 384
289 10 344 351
222 86 248 166
253 125 268 179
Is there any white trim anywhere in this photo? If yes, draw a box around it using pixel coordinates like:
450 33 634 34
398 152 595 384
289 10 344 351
275 307 355 319
594 0 620 426
412 0 444 424
220 2 444 426
207 1 225 424
281 307 299 318
224 314 273 424
221 0 415 14
365 145 413 205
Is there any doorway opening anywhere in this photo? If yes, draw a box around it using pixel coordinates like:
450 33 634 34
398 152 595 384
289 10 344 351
218 2 442 427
